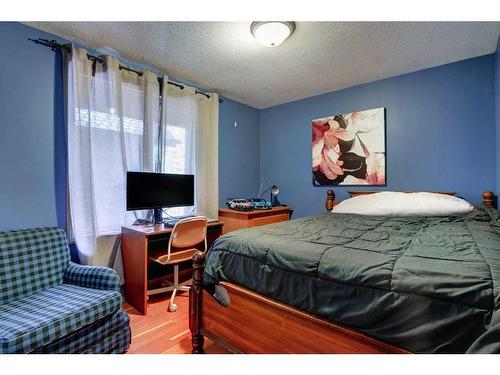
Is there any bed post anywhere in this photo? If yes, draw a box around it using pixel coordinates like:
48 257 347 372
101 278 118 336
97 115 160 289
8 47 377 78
482 191 496 208
326 189 335 211
190 251 206 354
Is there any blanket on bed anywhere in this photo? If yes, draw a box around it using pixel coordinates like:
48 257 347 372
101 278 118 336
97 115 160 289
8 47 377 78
204 205 500 353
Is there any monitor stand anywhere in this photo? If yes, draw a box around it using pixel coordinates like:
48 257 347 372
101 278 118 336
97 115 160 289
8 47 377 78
146 207 194 226
153 208 164 224
131 208 165 226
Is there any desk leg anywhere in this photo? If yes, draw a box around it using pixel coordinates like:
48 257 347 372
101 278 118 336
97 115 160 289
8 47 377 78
122 229 148 315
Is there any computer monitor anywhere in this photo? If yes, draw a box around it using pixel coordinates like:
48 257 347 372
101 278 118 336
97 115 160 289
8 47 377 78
127 172 194 223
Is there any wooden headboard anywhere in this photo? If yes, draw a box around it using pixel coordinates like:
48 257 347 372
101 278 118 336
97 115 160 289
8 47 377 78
325 190 496 211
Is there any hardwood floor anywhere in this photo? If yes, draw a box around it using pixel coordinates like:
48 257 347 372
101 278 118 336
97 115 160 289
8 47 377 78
124 291 229 354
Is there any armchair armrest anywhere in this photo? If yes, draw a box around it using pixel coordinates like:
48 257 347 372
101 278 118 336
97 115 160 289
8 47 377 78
64 262 121 292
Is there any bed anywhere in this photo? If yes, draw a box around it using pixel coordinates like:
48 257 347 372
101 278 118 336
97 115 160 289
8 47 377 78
189 191 500 354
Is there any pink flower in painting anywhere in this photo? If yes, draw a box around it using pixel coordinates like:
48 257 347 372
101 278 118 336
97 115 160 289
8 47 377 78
312 119 345 180
365 156 385 185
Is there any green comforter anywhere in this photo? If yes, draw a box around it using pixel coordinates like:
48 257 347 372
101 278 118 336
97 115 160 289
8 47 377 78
204 205 500 353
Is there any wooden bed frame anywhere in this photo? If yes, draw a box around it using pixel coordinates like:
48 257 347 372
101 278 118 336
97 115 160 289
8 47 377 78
189 190 496 354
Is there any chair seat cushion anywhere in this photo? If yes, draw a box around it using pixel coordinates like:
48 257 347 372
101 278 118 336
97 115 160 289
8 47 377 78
0 284 122 353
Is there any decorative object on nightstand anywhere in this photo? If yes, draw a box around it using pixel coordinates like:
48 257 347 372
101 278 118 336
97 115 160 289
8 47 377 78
270 185 281 206
249 198 272 210
219 206 293 234
252 177 283 209
226 198 253 211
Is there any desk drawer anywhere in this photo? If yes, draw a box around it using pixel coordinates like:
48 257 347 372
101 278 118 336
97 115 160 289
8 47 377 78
251 213 289 227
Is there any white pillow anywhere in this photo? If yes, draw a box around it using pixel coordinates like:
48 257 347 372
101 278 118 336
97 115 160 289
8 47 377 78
331 192 473 217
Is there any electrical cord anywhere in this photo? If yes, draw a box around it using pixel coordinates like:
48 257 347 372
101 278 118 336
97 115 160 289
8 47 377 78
162 206 196 220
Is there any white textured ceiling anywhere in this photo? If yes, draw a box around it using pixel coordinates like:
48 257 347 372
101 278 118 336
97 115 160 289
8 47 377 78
25 22 500 109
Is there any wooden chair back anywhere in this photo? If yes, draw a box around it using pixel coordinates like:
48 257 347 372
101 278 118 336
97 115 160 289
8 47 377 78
171 216 208 249
163 216 208 265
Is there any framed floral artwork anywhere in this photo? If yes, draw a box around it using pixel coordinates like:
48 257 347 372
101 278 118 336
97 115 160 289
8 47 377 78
312 107 386 186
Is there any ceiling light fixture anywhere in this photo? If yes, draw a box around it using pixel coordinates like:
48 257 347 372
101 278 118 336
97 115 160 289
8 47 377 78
250 21 296 47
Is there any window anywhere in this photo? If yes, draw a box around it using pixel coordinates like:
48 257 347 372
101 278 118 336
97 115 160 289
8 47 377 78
164 126 186 174
162 95 197 217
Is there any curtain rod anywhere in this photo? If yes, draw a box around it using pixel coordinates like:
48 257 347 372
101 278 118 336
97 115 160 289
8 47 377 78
28 38 223 103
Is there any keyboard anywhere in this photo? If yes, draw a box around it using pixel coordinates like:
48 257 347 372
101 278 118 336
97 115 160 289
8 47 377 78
164 220 180 227
163 215 194 227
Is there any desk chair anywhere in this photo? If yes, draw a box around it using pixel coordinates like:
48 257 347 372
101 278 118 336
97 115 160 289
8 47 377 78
148 216 208 312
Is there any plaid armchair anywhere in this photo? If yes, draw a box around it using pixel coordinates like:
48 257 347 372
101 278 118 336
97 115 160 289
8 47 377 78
0 227 131 354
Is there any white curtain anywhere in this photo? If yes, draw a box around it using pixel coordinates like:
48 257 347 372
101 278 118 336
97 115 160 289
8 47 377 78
161 82 219 219
196 91 219 219
64 45 160 264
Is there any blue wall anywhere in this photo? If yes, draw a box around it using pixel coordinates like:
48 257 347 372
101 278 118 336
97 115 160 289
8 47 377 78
260 55 497 218
0 22 260 234
496 38 500 194
0 22 67 231
219 99 261 203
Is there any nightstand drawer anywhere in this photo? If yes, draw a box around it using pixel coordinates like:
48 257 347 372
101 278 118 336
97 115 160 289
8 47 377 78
219 206 292 234
251 213 289 227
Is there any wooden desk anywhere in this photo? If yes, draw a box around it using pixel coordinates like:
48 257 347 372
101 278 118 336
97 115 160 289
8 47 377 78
121 220 223 315
218 206 292 234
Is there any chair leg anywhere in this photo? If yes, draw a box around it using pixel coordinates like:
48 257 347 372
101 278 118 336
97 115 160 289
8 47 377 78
169 288 178 312
174 264 179 286
168 265 180 312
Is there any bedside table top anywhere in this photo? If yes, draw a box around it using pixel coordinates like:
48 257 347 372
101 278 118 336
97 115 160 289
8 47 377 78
219 206 291 217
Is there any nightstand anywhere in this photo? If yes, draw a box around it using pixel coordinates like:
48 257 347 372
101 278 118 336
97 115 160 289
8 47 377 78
218 206 293 234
